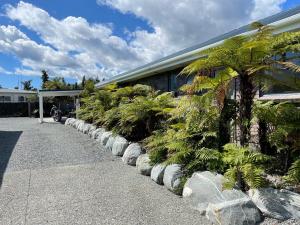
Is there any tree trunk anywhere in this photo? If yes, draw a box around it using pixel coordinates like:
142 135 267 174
239 74 255 146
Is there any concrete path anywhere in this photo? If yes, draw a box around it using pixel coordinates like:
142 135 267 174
0 118 208 225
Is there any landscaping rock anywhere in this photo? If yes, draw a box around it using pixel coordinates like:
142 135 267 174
183 171 262 224
82 123 92 134
136 154 153 176
248 188 300 220
75 120 82 129
100 131 113 146
65 118 71 126
122 143 143 166
183 171 225 213
77 120 85 132
206 197 261 225
91 128 105 139
105 135 116 151
68 118 76 126
88 125 97 137
163 164 183 195
111 136 128 156
151 164 166 185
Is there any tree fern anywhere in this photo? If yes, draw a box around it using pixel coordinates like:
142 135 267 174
284 159 300 185
223 143 270 190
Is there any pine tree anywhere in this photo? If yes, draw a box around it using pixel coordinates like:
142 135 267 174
41 70 49 89
81 75 86 89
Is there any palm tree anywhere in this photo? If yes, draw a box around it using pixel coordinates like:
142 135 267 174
181 23 300 146
21 80 33 90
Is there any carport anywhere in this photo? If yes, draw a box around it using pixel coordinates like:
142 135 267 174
38 90 82 123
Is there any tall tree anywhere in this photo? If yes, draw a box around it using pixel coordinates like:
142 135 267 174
81 75 86 89
41 70 49 89
181 23 300 146
21 80 33 90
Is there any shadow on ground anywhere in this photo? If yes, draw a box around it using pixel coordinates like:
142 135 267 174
0 131 22 188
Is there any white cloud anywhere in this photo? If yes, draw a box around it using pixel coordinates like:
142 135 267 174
2 0 286 81
0 66 13 75
98 0 286 53
251 0 286 20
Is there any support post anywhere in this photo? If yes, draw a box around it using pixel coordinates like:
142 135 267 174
39 94 44 123
75 97 80 119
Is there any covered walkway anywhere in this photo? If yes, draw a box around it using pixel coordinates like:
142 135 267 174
38 90 81 123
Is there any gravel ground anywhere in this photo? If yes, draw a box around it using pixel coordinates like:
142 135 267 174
0 117 210 225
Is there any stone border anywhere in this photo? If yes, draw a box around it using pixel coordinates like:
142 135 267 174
65 118 300 225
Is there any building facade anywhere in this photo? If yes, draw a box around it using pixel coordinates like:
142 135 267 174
0 89 37 103
96 6 300 100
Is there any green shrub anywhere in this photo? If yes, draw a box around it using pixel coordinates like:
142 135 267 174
222 143 270 190
284 159 300 185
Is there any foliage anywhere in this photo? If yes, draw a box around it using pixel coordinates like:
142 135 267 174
284 159 300 185
78 84 174 141
145 94 224 176
41 70 49 89
181 23 300 146
21 80 33 90
44 77 70 90
222 143 270 190
253 101 300 173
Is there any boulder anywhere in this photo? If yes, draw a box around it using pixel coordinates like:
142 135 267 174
75 120 82 129
183 171 226 213
206 197 261 225
77 120 85 132
105 135 116 151
151 164 166 185
182 171 262 224
65 118 71 126
82 123 92 134
111 136 128 156
122 143 143 166
88 125 97 137
91 128 105 139
136 154 153 176
163 164 184 195
100 131 113 146
68 118 76 127
248 188 300 220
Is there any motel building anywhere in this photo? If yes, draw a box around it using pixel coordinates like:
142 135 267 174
96 6 300 102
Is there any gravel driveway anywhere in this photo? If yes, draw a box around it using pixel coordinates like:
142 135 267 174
0 118 209 225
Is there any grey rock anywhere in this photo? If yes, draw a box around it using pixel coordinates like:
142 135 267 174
68 118 76 127
136 154 153 176
76 120 85 132
206 197 261 225
82 123 92 134
92 128 105 139
151 164 166 185
65 118 71 126
122 143 143 166
105 135 116 151
248 188 300 220
88 125 97 137
111 136 128 156
183 171 227 213
163 164 183 195
100 131 113 146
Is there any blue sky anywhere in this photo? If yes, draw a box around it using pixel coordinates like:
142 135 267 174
0 0 299 89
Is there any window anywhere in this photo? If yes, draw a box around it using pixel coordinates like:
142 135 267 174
0 96 11 102
18 96 25 102
263 52 300 94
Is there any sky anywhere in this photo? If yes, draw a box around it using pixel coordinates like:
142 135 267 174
0 0 299 89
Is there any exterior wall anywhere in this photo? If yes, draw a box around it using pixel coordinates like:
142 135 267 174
122 67 191 94
0 93 36 103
